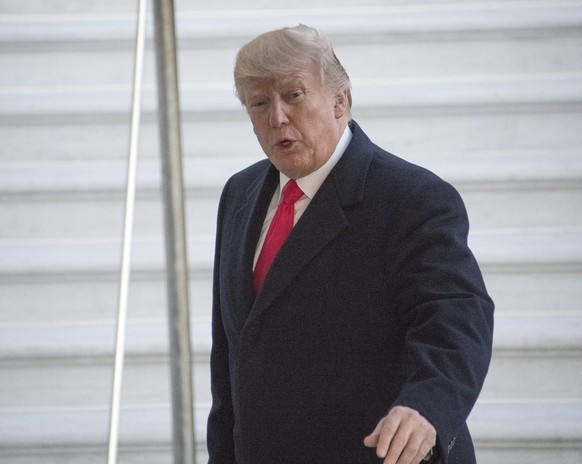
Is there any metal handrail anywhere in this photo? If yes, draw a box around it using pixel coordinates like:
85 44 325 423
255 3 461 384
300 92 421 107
107 0 148 463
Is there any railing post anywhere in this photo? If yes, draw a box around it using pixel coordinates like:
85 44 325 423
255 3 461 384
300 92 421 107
153 0 196 463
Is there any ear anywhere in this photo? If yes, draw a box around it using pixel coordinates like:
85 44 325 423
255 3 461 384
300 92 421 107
334 90 349 118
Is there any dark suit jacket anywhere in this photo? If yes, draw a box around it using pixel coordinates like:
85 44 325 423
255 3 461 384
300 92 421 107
207 121 494 464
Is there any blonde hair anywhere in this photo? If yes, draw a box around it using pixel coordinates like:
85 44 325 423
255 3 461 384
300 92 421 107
234 24 352 118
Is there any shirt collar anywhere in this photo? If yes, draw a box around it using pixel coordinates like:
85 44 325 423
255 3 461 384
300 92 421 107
278 124 353 200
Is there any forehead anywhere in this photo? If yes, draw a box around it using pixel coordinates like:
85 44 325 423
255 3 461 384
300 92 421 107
245 70 321 95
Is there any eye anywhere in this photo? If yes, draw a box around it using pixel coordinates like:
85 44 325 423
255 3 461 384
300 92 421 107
284 89 304 104
248 99 267 111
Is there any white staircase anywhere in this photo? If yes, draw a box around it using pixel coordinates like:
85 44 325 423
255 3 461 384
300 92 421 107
1 1 581 462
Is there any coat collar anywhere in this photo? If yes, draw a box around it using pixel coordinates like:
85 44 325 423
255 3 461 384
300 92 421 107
240 120 375 327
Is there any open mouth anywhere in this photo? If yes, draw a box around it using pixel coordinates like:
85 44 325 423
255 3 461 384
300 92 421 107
277 138 293 148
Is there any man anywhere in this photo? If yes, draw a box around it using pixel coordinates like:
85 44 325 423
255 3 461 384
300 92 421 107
207 24 494 464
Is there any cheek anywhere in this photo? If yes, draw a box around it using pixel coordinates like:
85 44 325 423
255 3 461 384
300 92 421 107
251 122 271 152
251 120 264 139
250 114 267 134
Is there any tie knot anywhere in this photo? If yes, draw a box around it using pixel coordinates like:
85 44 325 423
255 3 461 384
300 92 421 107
281 179 304 205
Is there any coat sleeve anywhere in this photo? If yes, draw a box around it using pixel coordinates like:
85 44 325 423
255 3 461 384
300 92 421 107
387 177 494 462
206 181 236 464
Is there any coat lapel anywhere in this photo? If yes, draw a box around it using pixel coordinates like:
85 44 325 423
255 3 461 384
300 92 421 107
246 121 374 325
228 163 279 330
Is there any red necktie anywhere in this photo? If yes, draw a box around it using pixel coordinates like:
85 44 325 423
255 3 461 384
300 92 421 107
253 179 304 294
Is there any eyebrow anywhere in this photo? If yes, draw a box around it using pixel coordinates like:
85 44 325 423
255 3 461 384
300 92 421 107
278 75 306 88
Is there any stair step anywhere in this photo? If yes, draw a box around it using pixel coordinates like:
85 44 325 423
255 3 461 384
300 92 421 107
1 314 580 409
1 315 576 361
0 319 212 409
470 229 582 270
480 313 582 400
2 153 580 194
4 39 582 89
0 275 212 323
0 319 211 361
0 186 582 242
9 180 580 239
2 3 582 44
1 229 579 278
469 401 582 464
2 266 581 326
485 270 582 314
1 153 580 240
0 231 580 324
0 237 213 277
1 80 580 166
3 16 581 88
0 405 209 463
1 350 212 410
2 75 581 120
2 112 580 167
0 401 580 463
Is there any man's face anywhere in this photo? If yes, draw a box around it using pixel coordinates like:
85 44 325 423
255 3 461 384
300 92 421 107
244 68 347 179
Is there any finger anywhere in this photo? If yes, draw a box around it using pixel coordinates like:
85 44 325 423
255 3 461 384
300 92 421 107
416 439 435 464
363 417 385 448
384 427 412 464
392 426 436 464
373 413 401 459
398 438 434 464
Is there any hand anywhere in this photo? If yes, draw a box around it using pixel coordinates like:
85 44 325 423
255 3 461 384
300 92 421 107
363 406 436 464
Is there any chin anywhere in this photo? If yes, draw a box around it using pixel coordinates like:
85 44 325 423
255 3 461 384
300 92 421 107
271 157 309 179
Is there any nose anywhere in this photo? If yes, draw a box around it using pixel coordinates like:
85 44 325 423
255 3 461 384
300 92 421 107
268 98 289 128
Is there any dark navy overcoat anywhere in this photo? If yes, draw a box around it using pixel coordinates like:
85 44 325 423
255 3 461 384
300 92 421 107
207 121 494 464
